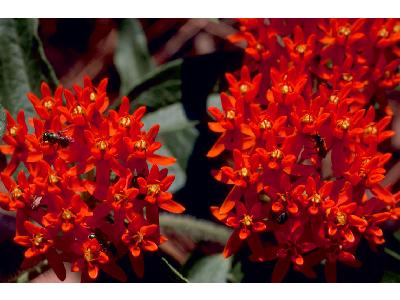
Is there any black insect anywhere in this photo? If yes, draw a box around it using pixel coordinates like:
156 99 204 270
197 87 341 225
42 131 73 148
88 231 117 255
276 212 288 224
311 134 327 158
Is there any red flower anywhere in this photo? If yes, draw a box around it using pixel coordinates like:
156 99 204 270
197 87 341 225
42 194 92 232
225 66 262 102
208 18 399 282
137 165 185 214
0 171 31 211
14 221 53 258
297 177 335 215
283 25 316 64
0 110 42 175
28 82 63 122
121 212 160 277
1 75 184 281
213 149 261 189
71 238 109 280
268 66 308 105
123 124 176 172
325 201 368 243
223 201 266 258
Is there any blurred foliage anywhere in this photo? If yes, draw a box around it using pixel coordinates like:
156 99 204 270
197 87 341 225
0 19 58 118
142 103 199 192
160 213 231 245
381 271 400 283
115 19 155 96
186 254 232 283
111 58 182 111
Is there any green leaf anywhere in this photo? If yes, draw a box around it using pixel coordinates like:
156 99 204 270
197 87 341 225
110 59 182 111
115 19 155 97
228 262 244 283
186 254 232 283
0 19 58 118
159 213 231 245
381 271 400 283
394 229 400 242
132 79 181 112
0 102 6 137
384 247 400 261
142 103 198 191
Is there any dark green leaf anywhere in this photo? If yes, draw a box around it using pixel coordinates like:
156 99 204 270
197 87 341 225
115 19 155 97
132 79 181 111
0 19 58 118
0 102 6 137
394 229 400 242
186 254 232 283
110 59 182 110
381 271 400 283
384 247 400 261
142 103 198 191
228 262 244 283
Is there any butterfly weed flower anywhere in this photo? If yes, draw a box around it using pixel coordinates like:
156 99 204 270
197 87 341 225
0 77 184 282
211 18 400 282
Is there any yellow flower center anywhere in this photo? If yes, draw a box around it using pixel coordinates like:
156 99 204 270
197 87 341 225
296 44 306 54
336 212 347 225
113 193 125 203
119 116 131 128
240 84 249 94
378 28 389 38
72 105 85 115
11 187 23 199
133 231 144 244
280 84 292 94
301 114 314 124
329 95 339 104
147 184 161 195
342 73 353 82
393 24 400 33
48 174 59 184
270 149 283 160
62 209 74 220
238 167 249 178
43 100 54 110
338 26 351 36
364 124 378 135
89 92 96 102
241 214 253 226
134 139 147 151
33 233 44 247
259 119 272 130
256 43 263 51
337 119 350 130
310 193 321 204
9 126 18 137
84 248 94 262
96 140 108 151
226 110 236 120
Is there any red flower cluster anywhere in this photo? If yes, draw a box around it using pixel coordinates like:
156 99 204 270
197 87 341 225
0 77 184 282
209 19 400 282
